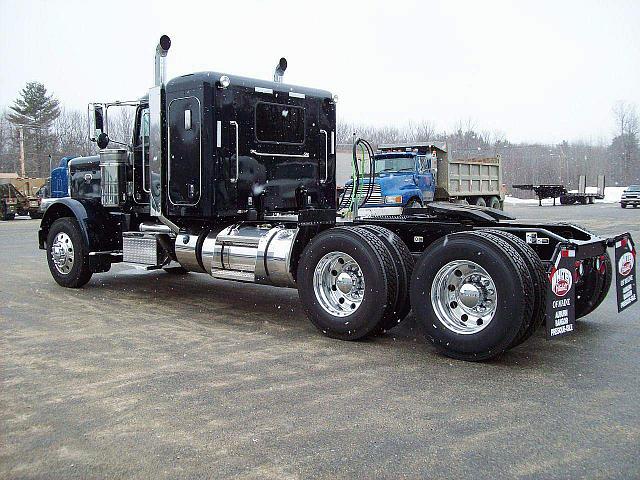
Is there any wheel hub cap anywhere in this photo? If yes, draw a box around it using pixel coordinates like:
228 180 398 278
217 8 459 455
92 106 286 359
431 260 497 334
335 272 355 294
459 283 481 308
313 252 365 317
51 232 74 275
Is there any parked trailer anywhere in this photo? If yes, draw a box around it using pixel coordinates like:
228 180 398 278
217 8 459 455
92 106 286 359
0 183 19 220
0 176 47 218
38 36 636 362
513 175 605 206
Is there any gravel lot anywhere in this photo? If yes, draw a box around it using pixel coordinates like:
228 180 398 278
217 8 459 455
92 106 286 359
1 203 639 479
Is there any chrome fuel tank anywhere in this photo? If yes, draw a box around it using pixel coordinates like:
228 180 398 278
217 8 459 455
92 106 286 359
186 223 298 287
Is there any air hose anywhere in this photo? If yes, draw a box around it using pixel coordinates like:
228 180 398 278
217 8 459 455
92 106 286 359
338 138 376 214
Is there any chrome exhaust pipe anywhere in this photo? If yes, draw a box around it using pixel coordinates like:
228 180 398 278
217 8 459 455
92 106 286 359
273 57 287 83
154 35 171 86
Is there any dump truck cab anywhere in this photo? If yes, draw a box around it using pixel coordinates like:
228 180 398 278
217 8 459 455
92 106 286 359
342 144 441 208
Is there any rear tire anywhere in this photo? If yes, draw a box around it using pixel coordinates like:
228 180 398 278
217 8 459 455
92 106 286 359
481 230 547 348
621 203 627 208
475 197 487 207
46 217 93 288
487 196 501 210
410 232 534 361
575 253 612 319
359 225 415 332
297 226 398 340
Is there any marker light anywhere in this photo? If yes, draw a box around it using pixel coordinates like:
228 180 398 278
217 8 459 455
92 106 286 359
219 75 231 88
385 195 403 204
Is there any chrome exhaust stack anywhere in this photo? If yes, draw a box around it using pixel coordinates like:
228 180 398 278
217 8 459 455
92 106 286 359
154 35 171 86
273 57 287 83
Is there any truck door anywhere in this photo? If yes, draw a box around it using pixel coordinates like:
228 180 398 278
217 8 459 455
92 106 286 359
417 155 435 202
167 96 202 209
213 87 242 216
132 107 150 205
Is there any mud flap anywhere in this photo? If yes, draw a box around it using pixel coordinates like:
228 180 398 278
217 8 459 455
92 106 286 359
546 246 577 339
614 234 637 312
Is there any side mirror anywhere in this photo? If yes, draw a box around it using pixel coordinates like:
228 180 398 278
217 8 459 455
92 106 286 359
97 132 110 149
88 103 106 141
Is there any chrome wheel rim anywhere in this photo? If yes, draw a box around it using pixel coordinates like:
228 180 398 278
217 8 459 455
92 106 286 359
431 260 497 334
313 251 365 317
51 232 75 275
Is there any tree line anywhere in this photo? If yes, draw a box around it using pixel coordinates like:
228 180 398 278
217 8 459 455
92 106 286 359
1 82 638 189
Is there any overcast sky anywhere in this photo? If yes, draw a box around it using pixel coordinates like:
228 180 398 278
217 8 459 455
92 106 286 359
1 0 639 143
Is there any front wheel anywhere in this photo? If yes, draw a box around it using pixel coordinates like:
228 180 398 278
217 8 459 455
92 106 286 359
406 198 423 208
46 218 93 288
621 203 627 208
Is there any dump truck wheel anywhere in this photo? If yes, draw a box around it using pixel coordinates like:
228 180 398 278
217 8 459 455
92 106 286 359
297 226 398 340
475 197 486 207
410 232 534 361
576 252 612 319
46 217 93 288
406 198 422 208
488 196 501 210
480 230 547 348
359 224 415 333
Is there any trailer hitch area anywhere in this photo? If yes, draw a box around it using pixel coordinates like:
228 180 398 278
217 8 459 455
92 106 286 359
417 202 515 223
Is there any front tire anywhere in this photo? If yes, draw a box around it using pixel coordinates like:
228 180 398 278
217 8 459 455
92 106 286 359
410 232 534 361
406 198 423 208
297 226 398 340
46 218 93 288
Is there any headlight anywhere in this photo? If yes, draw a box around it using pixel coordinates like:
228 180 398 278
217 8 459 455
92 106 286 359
385 195 403 204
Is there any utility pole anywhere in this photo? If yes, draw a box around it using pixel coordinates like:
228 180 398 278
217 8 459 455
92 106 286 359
18 126 25 177
15 117 43 177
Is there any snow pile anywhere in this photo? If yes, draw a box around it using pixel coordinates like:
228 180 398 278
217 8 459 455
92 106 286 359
504 195 539 205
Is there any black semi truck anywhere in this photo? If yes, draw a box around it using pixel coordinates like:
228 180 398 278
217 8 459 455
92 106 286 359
38 36 636 361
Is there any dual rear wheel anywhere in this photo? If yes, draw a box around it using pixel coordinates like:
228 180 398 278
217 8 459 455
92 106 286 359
297 225 413 340
298 227 551 361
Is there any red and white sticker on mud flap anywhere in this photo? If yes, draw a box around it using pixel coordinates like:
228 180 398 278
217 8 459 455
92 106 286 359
614 235 637 312
546 247 576 339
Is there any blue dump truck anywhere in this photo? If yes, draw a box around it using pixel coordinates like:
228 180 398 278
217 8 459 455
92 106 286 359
340 143 504 212
39 156 78 214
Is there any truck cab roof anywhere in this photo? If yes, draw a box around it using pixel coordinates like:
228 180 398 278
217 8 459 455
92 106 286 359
166 71 333 100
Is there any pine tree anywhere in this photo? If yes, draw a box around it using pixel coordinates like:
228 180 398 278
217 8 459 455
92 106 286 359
7 82 60 176
7 82 60 127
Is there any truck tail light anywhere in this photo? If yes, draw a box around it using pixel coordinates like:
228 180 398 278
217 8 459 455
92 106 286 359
385 195 403 204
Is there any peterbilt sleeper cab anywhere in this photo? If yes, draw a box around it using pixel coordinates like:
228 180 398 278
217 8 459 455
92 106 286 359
38 35 636 362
